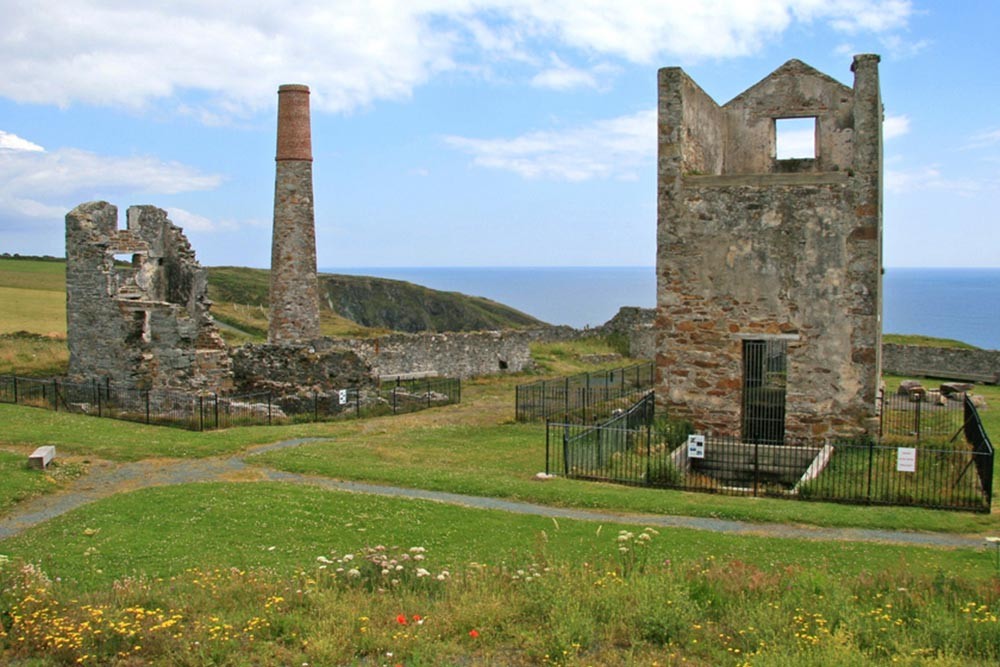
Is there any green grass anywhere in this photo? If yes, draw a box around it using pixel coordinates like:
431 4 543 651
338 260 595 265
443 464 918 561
0 258 65 292
884 333 980 349
0 333 68 376
2 482 994 592
1 483 998 665
0 288 65 336
0 451 61 513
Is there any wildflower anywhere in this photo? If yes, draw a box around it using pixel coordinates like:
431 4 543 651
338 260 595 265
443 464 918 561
396 614 407 625
316 556 334 564
469 629 480 638
347 569 361 578
416 568 430 577
412 614 423 623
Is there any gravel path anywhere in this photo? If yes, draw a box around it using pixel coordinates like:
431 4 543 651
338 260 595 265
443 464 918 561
0 438 989 549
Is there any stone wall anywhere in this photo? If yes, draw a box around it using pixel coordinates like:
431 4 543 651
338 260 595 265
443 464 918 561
656 56 883 442
66 202 232 392
882 344 1000 383
349 327 576 380
230 340 373 394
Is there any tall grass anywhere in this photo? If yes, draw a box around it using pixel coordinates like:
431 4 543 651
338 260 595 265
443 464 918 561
2 525 997 666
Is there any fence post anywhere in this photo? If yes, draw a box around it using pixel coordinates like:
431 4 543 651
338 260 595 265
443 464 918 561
392 387 397 414
214 393 219 429
584 374 590 423
753 439 759 497
355 387 360 418
914 398 921 442
427 378 431 409
199 395 204 431
516 385 520 421
314 392 319 422
96 378 102 417
646 420 652 486
268 392 272 426
878 389 884 439
564 377 569 418
866 438 874 503
12 376 17 404
562 425 570 476
145 390 150 424
52 379 58 412
545 420 550 475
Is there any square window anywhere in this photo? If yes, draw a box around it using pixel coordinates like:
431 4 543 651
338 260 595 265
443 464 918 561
775 117 816 159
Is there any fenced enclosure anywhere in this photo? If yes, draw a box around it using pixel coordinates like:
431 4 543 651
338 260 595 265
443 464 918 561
515 361 654 423
879 387 969 441
0 375 460 431
547 393 994 512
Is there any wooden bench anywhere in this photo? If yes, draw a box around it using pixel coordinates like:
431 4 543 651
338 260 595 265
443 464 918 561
28 446 55 470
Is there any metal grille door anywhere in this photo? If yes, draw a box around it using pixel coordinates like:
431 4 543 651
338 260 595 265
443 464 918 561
742 339 787 444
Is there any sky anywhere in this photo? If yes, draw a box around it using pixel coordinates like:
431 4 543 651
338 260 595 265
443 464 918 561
0 0 997 269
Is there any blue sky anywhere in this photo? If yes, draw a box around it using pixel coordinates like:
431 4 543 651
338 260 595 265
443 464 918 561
0 0 997 268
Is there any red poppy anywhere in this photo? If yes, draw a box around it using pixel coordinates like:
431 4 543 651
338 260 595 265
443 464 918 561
412 614 422 622
468 629 480 638
396 614 407 625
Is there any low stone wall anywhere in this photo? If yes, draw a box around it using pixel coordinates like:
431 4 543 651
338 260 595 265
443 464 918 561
882 343 1000 384
230 340 373 394
350 327 577 379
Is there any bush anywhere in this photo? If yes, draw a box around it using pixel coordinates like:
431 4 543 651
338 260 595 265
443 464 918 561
647 459 683 487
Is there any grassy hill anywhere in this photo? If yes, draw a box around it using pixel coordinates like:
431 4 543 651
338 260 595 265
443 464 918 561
208 266 544 334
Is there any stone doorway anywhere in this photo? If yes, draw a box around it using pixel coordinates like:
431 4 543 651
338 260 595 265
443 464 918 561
742 339 787 444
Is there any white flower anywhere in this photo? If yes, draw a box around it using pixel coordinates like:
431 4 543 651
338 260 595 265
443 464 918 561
416 568 430 577
381 569 390 575
436 573 447 581
409 546 426 553
347 568 361 578
342 554 355 561
414 554 425 561
395 565 404 571
317 556 334 564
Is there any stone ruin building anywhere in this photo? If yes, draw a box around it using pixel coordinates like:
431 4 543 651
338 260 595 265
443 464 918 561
65 202 232 391
655 55 883 444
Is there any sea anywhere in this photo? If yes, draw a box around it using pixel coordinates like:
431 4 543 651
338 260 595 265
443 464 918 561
323 266 1000 351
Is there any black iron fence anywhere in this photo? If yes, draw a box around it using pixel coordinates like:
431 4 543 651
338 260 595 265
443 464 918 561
879 388 968 441
0 375 461 431
515 361 654 423
547 394 994 512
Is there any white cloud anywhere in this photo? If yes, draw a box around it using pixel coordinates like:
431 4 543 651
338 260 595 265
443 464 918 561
886 165 995 196
0 137 223 224
0 131 45 152
0 1 914 120
445 108 655 181
883 114 910 140
966 128 1000 150
530 54 617 91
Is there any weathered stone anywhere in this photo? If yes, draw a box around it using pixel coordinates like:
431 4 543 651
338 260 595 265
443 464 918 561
66 202 232 392
897 379 923 396
940 382 974 396
269 84 321 344
655 56 883 443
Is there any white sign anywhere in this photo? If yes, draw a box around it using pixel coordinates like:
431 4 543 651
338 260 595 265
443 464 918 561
687 434 706 459
896 447 917 473
338 389 348 405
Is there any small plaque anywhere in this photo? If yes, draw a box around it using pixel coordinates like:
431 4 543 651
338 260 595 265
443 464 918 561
687 434 706 459
338 389 348 405
896 447 917 473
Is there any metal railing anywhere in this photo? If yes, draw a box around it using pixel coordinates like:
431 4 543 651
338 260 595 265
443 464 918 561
547 393 994 513
0 375 461 431
515 361 654 423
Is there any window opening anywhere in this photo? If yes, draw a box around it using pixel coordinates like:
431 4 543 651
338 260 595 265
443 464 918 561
775 117 816 160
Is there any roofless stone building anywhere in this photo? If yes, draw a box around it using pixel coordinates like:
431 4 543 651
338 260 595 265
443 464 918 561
655 55 883 443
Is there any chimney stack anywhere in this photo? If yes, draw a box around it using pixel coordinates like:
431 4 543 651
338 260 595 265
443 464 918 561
268 84 321 344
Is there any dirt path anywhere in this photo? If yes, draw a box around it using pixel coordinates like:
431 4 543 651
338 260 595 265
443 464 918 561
0 438 989 549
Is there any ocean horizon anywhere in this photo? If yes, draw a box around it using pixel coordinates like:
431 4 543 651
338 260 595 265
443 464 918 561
322 266 1000 351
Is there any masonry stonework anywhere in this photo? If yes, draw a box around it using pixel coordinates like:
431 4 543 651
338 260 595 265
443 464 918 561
656 56 883 442
65 202 232 391
269 84 321 344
